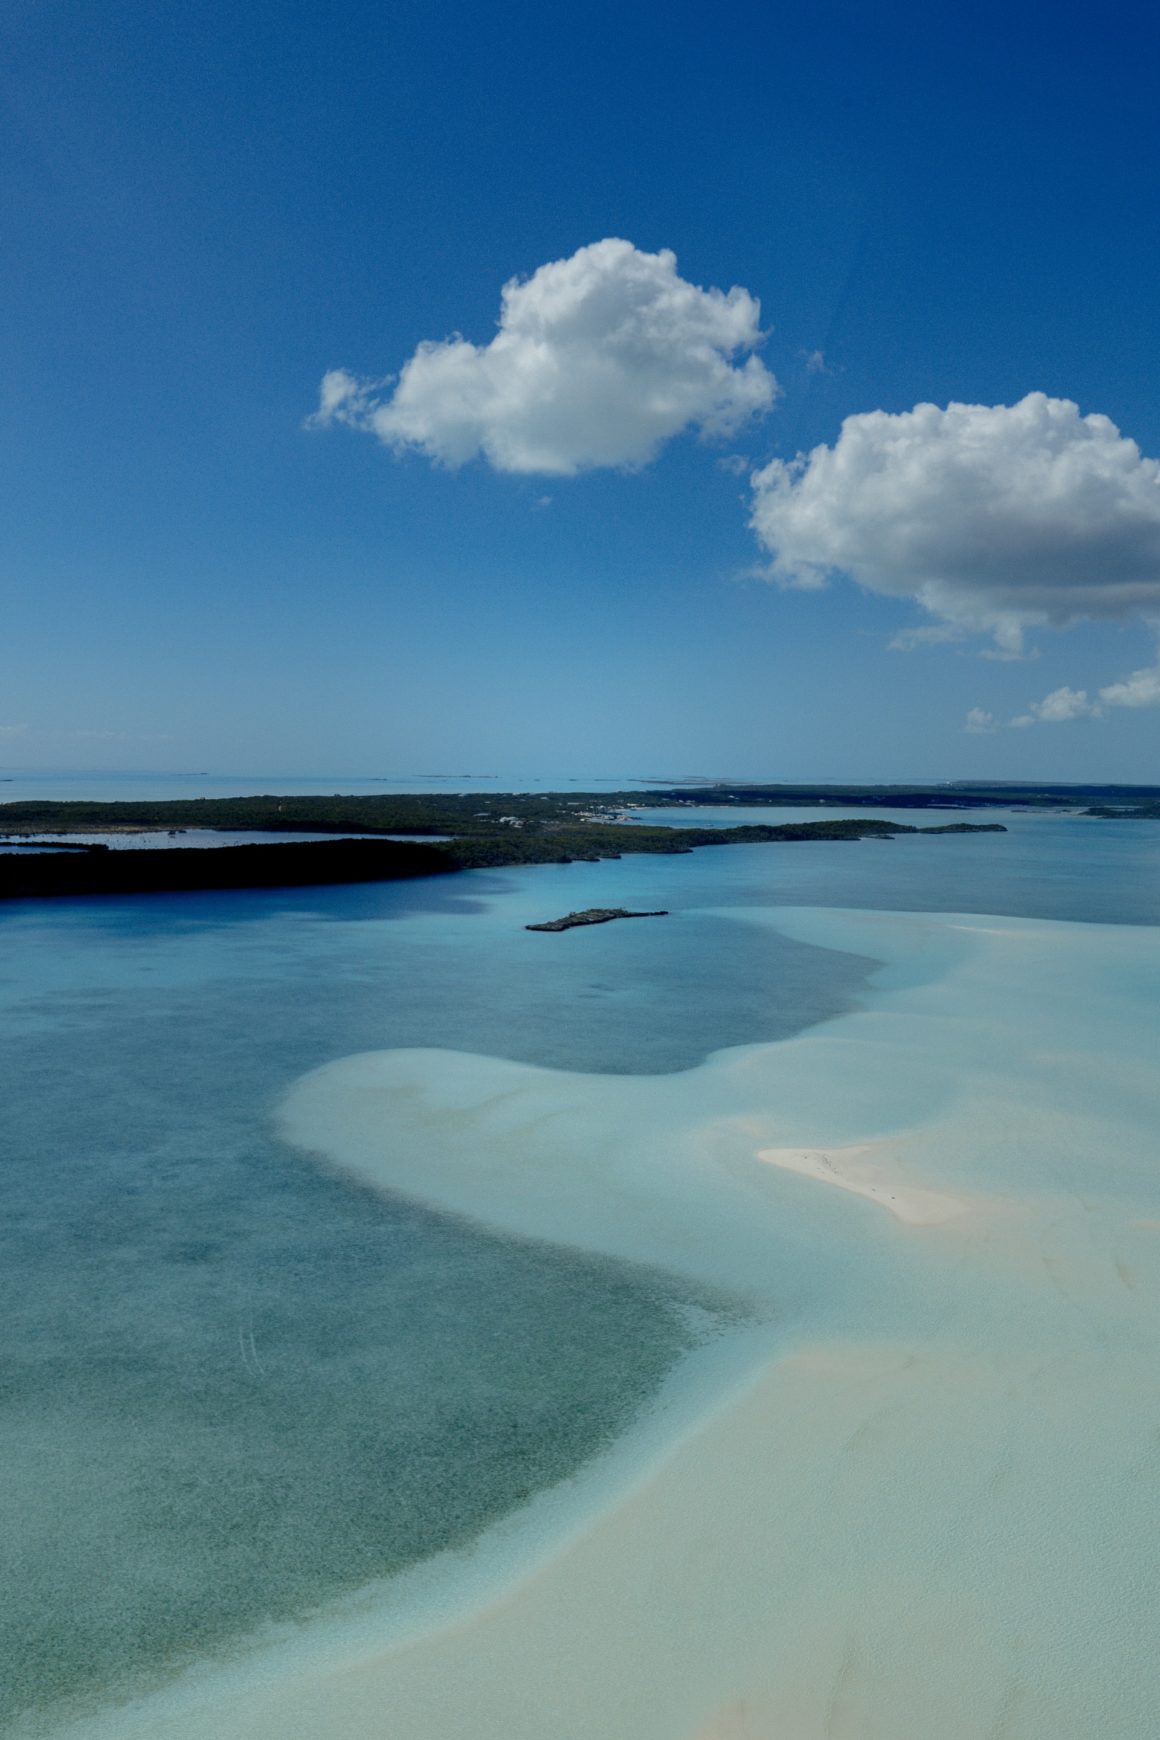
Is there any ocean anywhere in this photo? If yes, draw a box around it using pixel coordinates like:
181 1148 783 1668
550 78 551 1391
3 788 1159 1738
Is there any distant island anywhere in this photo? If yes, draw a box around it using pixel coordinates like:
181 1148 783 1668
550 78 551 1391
0 788 1015 902
527 908 669 932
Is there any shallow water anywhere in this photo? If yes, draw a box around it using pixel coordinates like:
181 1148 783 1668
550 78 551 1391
0 858 872 1728
3 809 1160 1735
261 903 1160 1740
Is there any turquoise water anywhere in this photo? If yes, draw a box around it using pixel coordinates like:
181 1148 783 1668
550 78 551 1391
269 894 1160 1740
3 809 1159 1734
0 862 871 1728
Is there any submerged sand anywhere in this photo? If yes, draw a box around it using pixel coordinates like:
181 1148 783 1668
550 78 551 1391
43 908 1160 1740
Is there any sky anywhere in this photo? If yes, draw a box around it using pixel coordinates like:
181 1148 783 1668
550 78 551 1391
3 0 1160 783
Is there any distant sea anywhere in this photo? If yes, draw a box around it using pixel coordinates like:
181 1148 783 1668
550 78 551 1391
3 774 1160 1737
0 771 671 804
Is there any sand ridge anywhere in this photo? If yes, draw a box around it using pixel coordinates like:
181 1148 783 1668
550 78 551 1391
755 1140 970 1225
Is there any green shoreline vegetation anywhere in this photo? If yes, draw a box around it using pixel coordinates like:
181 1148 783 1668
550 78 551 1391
0 789 1014 902
2 778 1158 839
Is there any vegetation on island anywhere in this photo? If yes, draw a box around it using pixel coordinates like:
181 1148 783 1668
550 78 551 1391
1085 801 1160 819
0 839 455 901
650 781 1160 813
0 789 1013 903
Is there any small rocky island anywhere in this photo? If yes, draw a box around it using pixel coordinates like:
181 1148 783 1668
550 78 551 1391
526 907 669 933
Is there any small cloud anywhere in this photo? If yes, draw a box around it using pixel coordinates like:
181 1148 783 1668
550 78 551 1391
0 723 29 738
532 495 553 511
1010 684 1101 726
1100 661 1160 708
802 348 832 375
1032 685 1100 723
965 707 997 734
305 368 392 431
717 454 750 476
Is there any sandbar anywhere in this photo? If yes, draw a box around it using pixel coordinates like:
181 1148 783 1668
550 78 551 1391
756 1140 969 1225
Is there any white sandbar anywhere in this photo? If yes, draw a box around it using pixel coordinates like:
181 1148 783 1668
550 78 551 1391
42 907 1160 1740
756 1140 970 1224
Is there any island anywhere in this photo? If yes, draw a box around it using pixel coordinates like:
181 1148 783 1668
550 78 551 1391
0 789 1012 903
526 907 669 932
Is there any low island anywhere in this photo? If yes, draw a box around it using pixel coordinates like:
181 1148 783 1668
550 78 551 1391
0 788 1013 903
526 907 669 932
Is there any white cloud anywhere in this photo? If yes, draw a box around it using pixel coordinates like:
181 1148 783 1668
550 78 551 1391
314 368 374 422
1006 649 1160 726
1100 661 1160 708
1033 685 1099 722
1010 685 1101 727
964 707 997 734
750 394 1160 652
312 240 777 476
803 348 831 375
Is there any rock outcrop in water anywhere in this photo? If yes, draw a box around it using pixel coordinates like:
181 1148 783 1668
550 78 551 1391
526 908 669 932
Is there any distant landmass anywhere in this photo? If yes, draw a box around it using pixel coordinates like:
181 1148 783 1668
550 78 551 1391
0 787 1018 901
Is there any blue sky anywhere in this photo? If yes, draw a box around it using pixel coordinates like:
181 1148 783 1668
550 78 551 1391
3 0 1159 781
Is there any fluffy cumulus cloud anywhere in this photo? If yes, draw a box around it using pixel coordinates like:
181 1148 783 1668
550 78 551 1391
311 240 776 476
1010 685 1100 727
750 394 1160 654
1005 657 1160 727
1100 661 1160 709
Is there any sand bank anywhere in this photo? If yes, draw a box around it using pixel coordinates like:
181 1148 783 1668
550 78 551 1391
755 1140 969 1224
46 1330 1160 1740
43 907 1160 1740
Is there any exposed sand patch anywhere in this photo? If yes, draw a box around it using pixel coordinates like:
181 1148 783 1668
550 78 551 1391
687 1696 777 1739
756 1141 969 1225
